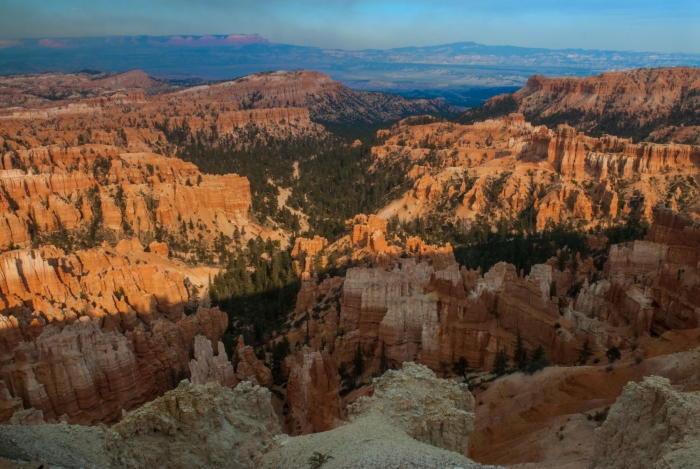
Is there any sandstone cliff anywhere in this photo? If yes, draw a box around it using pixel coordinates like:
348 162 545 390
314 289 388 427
0 243 233 425
283 347 341 435
458 67 700 142
372 115 699 230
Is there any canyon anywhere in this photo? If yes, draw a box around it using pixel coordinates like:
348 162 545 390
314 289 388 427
370 113 699 230
0 65 699 469
279 205 700 468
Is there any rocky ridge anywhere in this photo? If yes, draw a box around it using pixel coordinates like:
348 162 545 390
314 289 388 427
458 67 700 142
0 364 499 469
371 114 699 229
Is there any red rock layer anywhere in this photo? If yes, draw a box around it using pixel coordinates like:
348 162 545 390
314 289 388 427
1 306 228 424
283 347 341 435
514 67 700 127
0 149 253 250
278 209 700 386
0 242 231 424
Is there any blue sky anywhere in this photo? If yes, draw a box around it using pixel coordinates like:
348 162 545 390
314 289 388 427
1 0 699 53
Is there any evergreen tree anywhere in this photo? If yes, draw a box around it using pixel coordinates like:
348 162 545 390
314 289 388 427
452 356 470 380
526 345 550 374
578 339 593 365
379 341 388 374
513 331 528 370
493 347 510 375
606 346 621 363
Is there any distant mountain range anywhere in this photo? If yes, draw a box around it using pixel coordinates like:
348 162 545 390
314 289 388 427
1 34 699 107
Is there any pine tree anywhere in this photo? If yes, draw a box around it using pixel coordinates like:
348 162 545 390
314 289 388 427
493 347 510 375
578 339 593 365
513 331 528 370
452 356 470 380
379 341 388 373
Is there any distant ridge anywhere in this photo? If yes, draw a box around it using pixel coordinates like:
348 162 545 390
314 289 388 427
2 35 700 92
455 66 700 141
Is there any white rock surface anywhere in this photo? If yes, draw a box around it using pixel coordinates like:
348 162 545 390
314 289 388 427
590 375 700 469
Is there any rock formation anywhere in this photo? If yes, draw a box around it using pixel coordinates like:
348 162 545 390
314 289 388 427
458 67 700 142
283 347 341 435
0 149 257 250
235 336 273 388
349 362 474 454
0 380 281 469
189 335 238 388
259 363 494 469
590 376 700 469
0 242 234 425
372 115 699 230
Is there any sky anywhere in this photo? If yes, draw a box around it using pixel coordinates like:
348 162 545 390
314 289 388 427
1 0 700 53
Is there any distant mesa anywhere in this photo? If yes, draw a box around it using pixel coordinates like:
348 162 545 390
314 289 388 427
160 34 270 47
38 39 70 49
0 40 22 50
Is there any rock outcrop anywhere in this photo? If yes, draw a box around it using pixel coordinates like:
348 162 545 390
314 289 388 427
372 114 699 231
459 67 700 142
189 335 238 388
0 380 281 469
235 337 273 388
259 362 494 469
590 376 700 469
283 347 341 435
349 362 475 454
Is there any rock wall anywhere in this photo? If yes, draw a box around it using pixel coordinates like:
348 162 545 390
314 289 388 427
372 114 699 231
1 306 228 425
0 243 233 425
0 150 253 249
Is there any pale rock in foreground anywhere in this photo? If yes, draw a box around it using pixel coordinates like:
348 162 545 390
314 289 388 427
349 361 475 455
590 376 700 469
259 362 498 469
0 380 280 469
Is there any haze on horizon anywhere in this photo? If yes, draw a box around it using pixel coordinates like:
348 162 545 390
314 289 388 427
1 0 699 54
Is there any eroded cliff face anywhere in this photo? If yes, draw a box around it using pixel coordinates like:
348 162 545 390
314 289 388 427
372 115 699 230
0 149 259 251
591 376 700 469
274 207 700 450
0 243 233 425
282 347 341 435
460 67 700 142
